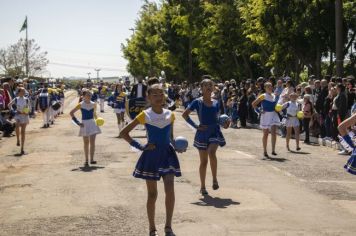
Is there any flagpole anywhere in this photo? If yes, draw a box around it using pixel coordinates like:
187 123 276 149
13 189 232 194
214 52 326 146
25 16 29 77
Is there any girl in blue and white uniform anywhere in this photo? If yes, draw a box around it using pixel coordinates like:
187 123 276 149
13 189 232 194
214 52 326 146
113 83 126 136
282 93 301 151
182 76 228 195
120 84 181 236
8 87 30 155
338 113 356 175
70 89 101 167
252 82 280 158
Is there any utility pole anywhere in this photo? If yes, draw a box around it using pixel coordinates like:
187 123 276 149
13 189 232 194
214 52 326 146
335 0 343 77
95 68 101 81
87 72 91 80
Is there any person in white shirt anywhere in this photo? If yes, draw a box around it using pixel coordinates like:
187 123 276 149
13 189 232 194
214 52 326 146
282 93 301 151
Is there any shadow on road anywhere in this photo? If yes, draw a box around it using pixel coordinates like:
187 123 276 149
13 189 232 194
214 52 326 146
262 157 288 162
131 135 147 139
289 151 310 155
71 166 105 172
191 195 240 209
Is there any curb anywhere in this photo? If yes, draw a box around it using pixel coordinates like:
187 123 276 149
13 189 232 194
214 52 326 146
246 123 342 151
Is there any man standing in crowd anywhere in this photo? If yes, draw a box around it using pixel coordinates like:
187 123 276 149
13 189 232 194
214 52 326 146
315 79 329 138
130 76 147 99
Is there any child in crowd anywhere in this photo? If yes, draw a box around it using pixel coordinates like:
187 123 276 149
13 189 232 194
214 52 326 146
283 93 301 151
112 82 127 137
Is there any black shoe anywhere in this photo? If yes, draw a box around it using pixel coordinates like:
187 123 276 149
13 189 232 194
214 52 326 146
84 162 89 168
264 152 270 159
164 226 176 236
20 150 25 155
200 188 208 195
272 151 277 156
296 147 301 151
51 121 54 125
90 160 97 164
212 181 219 190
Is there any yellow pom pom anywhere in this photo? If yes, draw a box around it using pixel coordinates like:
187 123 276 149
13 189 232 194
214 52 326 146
95 117 105 126
22 107 30 114
275 104 283 112
297 111 304 119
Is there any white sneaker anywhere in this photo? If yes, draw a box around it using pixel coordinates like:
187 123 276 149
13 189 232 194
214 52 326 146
338 150 351 155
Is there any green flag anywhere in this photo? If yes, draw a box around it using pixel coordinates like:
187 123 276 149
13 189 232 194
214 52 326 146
20 17 27 32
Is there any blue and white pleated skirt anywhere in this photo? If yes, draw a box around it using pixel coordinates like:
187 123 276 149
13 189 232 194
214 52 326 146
78 119 101 137
345 154 356 175
133 143 181 180
260 111 280 129
194 125 226 150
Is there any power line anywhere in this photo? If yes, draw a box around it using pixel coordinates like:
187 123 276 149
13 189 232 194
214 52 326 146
48 61 126 72
45 47 120 57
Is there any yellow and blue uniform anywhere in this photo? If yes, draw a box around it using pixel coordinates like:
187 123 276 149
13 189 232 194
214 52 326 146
133 108 181 180
75 101 101 137
113 91 126 113
188 98 226 150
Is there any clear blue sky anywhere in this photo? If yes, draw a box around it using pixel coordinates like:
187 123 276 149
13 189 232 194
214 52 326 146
0 0 146 78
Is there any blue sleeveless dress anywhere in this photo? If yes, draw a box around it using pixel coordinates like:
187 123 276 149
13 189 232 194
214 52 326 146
133 108 181 180
188 98 226 150
259 93 280 129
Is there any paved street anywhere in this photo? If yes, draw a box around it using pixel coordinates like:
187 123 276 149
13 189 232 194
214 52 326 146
1 91 356 236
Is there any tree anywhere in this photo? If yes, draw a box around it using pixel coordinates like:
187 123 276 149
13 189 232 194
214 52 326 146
0 38 49 77
123 0 355 82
